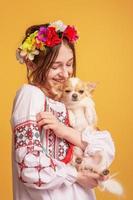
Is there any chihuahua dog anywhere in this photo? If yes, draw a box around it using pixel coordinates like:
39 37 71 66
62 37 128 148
61 77 97 132
60 77 123 196
60 77 107 171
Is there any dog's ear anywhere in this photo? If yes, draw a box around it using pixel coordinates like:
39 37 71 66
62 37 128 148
86 82 98 94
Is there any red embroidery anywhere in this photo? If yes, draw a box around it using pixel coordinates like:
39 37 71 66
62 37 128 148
58 139 69 160
14 120 38 131
27 146 34 153
19 176 27 184
50 158 56 171
18 160 28 172
35 165 45 172
26 129 33 139
46 130 56 158
34 178 45 187
45 98 74 164
15 121 55 187
14 122 42 149
61 144 74 164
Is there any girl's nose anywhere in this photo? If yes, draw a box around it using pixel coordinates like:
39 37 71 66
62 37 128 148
60 68 69 79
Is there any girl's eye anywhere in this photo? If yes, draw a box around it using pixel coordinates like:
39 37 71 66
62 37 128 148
51 66 58 70
65 90 71 93
52 63 63 69
67 63 73 67
79 90 84 94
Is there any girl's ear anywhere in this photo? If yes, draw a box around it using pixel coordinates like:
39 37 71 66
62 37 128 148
86 82 99 94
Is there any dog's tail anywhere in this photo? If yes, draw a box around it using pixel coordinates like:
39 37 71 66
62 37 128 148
98 178 123 196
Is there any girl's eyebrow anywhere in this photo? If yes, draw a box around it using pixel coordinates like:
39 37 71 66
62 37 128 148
52 57 73 64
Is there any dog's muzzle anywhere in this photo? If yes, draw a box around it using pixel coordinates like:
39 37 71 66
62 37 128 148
72 93 78 101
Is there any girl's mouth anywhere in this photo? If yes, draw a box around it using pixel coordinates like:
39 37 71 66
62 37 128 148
53 78 66 83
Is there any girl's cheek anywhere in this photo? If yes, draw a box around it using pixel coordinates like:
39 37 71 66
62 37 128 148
47 69 59 78
68 69 73 76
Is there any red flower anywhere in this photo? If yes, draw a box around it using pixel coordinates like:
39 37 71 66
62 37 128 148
45 27 61 47
63 26 79 43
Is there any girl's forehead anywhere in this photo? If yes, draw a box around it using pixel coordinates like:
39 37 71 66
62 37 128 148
55 44 73 62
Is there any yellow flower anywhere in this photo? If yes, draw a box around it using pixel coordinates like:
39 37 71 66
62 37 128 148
36 38 45 51
19 30 46 62
21 31 38 52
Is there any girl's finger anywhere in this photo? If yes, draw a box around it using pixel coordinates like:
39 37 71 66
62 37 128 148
36 113 41 121
36 112 47 121
36 113 54 122
37 119 54 126
40 112 54 117
43 124 54 130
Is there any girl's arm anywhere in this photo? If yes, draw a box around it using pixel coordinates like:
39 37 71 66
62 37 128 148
36 111 87 151
37 111 115 168
11 85 78 190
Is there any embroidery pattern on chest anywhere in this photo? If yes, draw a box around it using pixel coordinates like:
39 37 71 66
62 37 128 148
45 98 70 161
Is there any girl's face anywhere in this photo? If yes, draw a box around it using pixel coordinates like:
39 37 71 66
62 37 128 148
45 43 74 88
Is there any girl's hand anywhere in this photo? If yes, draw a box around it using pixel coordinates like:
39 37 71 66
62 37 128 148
76 171 109 190
36 112 87 150
76 170 100 189
36 112 67 138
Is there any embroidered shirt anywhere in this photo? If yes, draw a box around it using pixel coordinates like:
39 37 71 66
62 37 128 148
10 84 115 200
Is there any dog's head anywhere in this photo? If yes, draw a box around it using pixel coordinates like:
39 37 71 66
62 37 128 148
61 77 97 105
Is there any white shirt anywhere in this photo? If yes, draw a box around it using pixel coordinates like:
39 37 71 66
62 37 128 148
10 84 115 200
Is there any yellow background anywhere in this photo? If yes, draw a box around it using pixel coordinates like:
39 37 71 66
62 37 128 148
0 0 132 199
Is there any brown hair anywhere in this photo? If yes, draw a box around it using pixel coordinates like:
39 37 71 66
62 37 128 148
22 24 76 87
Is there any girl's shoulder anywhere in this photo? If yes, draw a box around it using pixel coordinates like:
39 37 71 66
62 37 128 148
17 83 44 96
11 84 45 127
16 84 65 107
13 84 45 109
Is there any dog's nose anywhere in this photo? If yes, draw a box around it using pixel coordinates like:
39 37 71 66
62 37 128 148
72 93 78 100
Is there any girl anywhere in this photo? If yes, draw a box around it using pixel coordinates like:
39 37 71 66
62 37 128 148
11 20 115 200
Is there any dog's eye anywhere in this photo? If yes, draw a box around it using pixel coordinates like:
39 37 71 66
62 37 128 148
79 90 84 94
65 90 71 93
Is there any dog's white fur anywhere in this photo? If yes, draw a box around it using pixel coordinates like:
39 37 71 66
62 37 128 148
61 77 123 196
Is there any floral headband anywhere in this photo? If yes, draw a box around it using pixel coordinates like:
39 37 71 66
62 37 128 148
16 20 79 64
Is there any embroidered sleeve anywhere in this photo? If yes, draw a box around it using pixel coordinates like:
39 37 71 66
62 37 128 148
11 85 77 190
81 127 115 167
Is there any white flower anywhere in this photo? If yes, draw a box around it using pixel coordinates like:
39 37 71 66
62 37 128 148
28 50 39 61
28 53 34 61
33 49 39 55
16 49 25 64
20 50 27 57
19 49 39 61
49 20 67 32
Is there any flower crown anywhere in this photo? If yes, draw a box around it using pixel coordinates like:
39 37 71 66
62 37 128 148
16 20 79 64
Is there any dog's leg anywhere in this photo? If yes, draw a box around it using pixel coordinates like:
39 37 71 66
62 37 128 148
70 146 84 170
81 151 109 175
84 105 97 130
67 110 76 128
